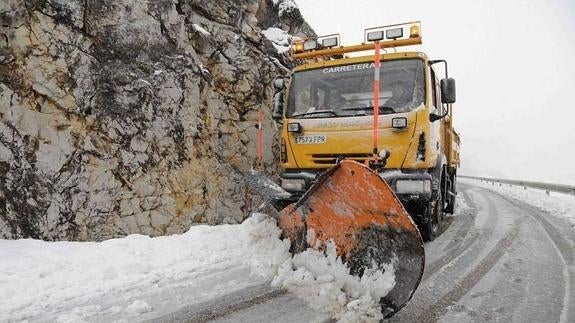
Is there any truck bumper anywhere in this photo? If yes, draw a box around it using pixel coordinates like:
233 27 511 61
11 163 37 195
380 172 433 202
280 169 434 203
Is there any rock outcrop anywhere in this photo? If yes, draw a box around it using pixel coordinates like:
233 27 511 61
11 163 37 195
0 0 314 240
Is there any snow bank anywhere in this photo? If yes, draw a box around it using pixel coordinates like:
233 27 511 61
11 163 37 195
450 193 472 217
0 212 398 322
462 179 575 225
0 214 290 322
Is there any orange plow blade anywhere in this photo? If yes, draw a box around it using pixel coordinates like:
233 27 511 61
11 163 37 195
278 160 424 318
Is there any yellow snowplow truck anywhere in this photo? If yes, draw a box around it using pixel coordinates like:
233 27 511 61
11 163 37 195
250 21 459 318
273 21 460 239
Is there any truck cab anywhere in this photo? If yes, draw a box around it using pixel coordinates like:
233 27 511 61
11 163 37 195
272 22 460 240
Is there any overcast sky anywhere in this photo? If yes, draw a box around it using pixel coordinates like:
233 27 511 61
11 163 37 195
295 0 575 185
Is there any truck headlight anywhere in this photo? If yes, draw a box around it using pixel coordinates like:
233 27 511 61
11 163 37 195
281 178 306 192
396 179 431 194
386 27 404 40
287 122 302 133
392 117 407 129
303 39 318 51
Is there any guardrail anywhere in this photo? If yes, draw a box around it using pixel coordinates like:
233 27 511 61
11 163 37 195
459 175 575 195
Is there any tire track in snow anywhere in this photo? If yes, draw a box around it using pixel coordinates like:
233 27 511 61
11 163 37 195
414 221 521 322
422 189 479 282
482 190 575 323
388 184 515 322
146 285 286 323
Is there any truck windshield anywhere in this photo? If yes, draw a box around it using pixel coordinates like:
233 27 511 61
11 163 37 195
286 59 425 118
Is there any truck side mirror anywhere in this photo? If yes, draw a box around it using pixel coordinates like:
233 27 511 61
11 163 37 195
440 78 456 104
272 92 283 120
272 78 284 121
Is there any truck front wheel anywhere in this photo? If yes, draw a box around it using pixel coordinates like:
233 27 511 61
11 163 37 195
420 194 443 241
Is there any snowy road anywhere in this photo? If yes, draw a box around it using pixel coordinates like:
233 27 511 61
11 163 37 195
2 182 574 322
190 182 575 322
388 182 575 323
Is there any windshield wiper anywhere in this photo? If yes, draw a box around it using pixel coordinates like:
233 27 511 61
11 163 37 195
341 106 397 114
290 109 339 118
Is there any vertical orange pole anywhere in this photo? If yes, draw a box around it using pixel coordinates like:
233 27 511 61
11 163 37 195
257 109 263 171
372 41 381 157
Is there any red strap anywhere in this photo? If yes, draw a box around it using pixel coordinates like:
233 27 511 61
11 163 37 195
372 41 381 157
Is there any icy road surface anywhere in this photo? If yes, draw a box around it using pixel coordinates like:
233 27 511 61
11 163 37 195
198 182 575 322
1 181 574 322
387 182 575 323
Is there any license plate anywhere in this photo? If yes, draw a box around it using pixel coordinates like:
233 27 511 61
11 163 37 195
295 135 327 144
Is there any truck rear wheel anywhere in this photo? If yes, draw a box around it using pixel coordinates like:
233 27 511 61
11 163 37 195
445 173 456 214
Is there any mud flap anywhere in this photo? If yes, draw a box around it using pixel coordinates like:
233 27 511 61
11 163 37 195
278 160 425 318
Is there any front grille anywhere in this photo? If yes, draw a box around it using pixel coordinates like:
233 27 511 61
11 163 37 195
310 153 372 165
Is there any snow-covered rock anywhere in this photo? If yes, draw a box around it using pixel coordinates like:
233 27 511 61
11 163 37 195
262 27 293 53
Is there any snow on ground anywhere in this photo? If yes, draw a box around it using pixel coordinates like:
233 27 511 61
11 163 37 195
0 213 397 322
462 178 575 225
453 192 472 216
0 214 288 322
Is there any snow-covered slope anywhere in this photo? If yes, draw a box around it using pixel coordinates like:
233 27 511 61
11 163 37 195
0 213 395 322
0 214 289 322
461 179 575 225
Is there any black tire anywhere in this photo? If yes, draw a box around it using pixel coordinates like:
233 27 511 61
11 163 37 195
420 195 442 241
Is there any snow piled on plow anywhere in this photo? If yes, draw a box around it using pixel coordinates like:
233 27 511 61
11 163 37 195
272 242 396 322
0 213 395 322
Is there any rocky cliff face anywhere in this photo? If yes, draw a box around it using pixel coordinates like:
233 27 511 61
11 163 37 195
0 0 314 240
